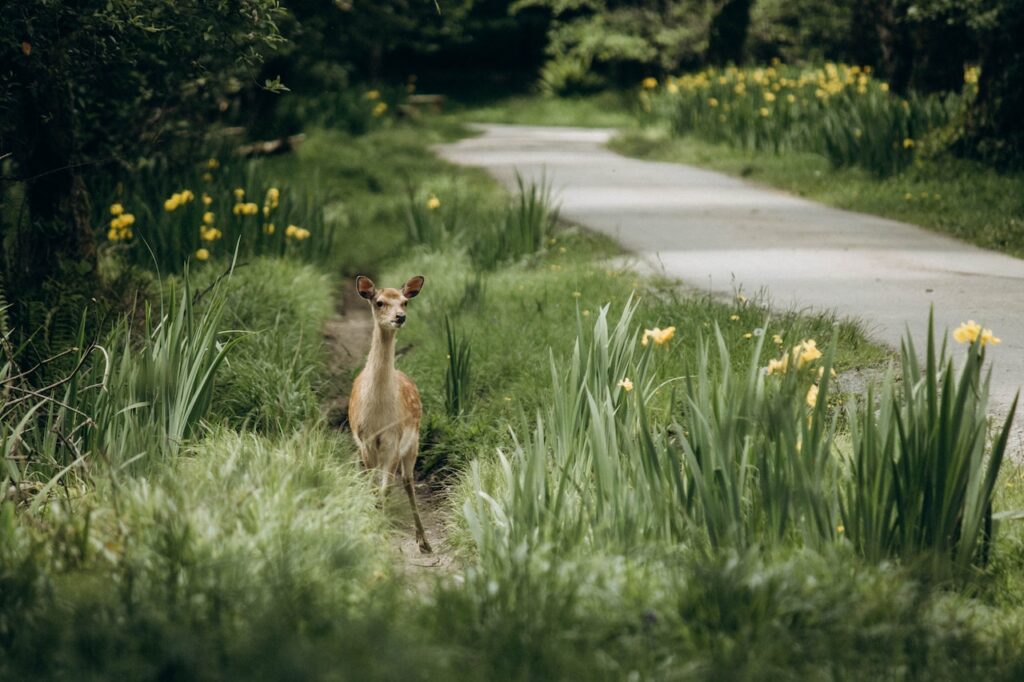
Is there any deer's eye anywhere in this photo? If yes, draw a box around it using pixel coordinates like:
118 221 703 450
401 301 408 307
375 300 383 308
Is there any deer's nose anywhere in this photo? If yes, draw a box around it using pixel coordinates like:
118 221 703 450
395 313 406 325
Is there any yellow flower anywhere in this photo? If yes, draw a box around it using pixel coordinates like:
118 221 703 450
572 291 582 299
743 332 753 339
207 158 220 170
234 188 245 201
763 91 776 102
772 334 783 345
765 356 789 375
265 187 280 208
759 107 771 117
202 193 212 206
641 77 658 89
618 378 634 393
200 226 222 242
263 223 276 235
641 326 676 347
806 384 819 408
708 97 719 107
285 224 299 237
736 294 747 303
582 309 590 317
164 197 179 212
365 89 381 100
666 82 679 94
729 314 740 321
426 194 441 210
195 248 210 261
202 172 214 183
903 138 914 149
794 339 822 367
953 320 1000 346
202 211 215 225
836 524 845 534
372 102 388 117
880 82 889 92
110 203 124 216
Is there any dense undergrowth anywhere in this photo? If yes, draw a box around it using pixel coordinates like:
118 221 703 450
4 113 1024 680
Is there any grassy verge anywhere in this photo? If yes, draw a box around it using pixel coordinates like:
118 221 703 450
611 126 1024 259
450 91 638 128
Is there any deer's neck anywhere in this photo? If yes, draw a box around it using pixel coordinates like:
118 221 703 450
363 325 397 395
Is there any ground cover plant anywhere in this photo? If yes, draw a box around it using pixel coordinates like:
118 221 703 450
4 111 1024 680
5 0 1024 677
640 62 970 176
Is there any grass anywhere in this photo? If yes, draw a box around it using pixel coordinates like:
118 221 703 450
263 121 504 274
6 99 1024 680
641 64 968 176
451 91 638 128
191 258 334 433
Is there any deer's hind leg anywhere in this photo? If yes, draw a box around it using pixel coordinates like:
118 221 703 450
400 440 431 554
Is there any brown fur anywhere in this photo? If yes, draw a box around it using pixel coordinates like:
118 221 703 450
348 275 431 553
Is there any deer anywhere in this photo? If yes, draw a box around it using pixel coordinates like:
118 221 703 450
348 274 432 553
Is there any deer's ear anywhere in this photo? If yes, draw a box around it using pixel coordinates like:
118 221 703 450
402 275 425 299
356 276 376 300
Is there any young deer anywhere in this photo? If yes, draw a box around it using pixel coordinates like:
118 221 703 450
348 275 432 553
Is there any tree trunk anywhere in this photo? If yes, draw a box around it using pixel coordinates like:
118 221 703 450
10 64 96 295
707 0 754 66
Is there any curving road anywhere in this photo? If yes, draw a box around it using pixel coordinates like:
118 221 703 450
437 124 1024 441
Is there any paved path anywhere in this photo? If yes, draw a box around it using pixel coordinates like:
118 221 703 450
438 124 1024 437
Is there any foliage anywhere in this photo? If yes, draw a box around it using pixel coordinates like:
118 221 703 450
99 155 331 274
0 428 427 681
444 316 473 417
2 272 235 492
514 0 718 94
406 172 559 268
644 62 970 175
843 312 1018 572
0 0 286 288
192 258 334 433
462 301 1015 581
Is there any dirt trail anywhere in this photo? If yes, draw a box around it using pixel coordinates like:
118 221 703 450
323 282 456 584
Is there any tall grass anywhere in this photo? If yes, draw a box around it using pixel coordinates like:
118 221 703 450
463 302 1017 579
406 173 559 269
2 271 237 490
193 258 333 433
444 316 473 417
644 63 973 176
99 155 334 273
843 313 1018 571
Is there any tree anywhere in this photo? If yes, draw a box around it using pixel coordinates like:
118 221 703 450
512 1 719 93
0 0 285 294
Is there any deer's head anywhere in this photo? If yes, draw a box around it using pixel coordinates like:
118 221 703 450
357 275 424 331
